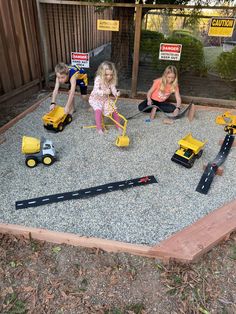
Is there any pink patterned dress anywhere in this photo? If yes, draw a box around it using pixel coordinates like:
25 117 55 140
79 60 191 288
89 76 119 116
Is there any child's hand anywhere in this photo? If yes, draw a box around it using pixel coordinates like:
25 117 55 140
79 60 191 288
50 104 56 111
147 98 152 106
106 88 111 95
64 107 69 115
116 90 121 97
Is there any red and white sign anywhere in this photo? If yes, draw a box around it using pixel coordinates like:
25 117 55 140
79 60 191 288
71 52 89 68
159 43 182 61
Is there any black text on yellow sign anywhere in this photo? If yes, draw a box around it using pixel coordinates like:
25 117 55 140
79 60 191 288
208 17 235 37
97 20 119 32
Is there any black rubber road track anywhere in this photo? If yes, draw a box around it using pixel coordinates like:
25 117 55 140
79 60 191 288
196 135 234 195
16 176 158 210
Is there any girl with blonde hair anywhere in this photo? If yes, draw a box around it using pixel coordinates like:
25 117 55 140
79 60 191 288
138 65 182 119
89 61 120 134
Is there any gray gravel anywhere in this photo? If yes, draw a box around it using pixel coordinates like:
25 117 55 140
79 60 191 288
0 94 236 245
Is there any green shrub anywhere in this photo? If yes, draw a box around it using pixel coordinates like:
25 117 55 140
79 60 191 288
140 30 164 55
152 34 206 76
172 29 200 42
215 47 236 80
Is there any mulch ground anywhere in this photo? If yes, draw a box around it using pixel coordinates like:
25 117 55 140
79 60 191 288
0 232 235 314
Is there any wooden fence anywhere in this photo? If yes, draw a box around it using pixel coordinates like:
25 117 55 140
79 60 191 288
0 0 112 106
41 3 112 73
0 0 42 104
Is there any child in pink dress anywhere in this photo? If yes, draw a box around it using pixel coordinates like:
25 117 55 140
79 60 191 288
89 61 121 134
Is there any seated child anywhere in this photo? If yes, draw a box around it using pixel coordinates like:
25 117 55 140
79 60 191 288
138 65 182 119
50 63 88 115
89 61 121 134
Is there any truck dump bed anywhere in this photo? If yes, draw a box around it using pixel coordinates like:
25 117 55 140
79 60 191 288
42 106 65 124
178 133 206 153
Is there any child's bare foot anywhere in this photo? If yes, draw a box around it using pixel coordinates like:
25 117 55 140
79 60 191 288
97 129 104 135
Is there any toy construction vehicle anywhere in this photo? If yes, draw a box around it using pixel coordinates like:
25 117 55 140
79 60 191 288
22 136 56 168
42 105 72 132
83 97 130 147
215 111 236 135
171 133 207 168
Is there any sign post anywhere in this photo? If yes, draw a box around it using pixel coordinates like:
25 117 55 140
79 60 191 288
208 17 235 37
71 52 90 68
159 43 182 61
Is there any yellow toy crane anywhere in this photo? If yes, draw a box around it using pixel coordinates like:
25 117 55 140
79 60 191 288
83 97 130 147
107 97 129 147
215 111 236 135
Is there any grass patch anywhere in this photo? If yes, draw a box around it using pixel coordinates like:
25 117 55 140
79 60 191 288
4 292 27 314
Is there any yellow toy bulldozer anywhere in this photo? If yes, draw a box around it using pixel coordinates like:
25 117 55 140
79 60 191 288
171 133 207 168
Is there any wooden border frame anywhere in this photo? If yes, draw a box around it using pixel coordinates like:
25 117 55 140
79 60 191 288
0 93 50 135
0 198 235 263
0 95 235 263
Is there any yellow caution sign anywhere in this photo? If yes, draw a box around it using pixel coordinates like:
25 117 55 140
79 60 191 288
208 17 235 37
97 19 119 32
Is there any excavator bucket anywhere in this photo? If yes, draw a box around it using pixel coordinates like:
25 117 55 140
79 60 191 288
115 135 130 147
216 116 228 125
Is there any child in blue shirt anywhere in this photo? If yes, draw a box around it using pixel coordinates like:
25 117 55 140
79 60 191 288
50 62 88 114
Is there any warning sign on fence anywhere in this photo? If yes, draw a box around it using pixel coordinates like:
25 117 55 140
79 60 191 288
71 52 89 68
159 43 182 61
97 19 119 31
208 17 235 37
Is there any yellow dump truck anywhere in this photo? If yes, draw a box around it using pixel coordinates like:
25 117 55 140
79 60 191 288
171 133 207 168
215 111 236 135
22 136 56 168
42 106 72 132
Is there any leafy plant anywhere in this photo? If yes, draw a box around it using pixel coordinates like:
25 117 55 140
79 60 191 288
52 246 62 254
140 29 206 76
215 47 236 80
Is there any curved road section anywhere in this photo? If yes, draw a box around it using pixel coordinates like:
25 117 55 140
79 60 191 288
196 135 235 195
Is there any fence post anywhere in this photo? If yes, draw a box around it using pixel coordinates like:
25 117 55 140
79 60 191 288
131 4 142 98
36 0 49 87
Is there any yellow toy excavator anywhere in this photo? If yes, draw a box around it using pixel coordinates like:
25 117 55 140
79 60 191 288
107 97 129 147
215 111 236 135
83 97 130 147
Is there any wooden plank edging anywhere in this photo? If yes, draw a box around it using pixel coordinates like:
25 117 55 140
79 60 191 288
0 223 158 259
149 199 236 262
0 94 50 135
0 196 235 263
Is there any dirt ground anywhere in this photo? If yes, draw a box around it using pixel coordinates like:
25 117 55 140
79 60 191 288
0 232 235 314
